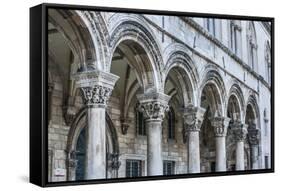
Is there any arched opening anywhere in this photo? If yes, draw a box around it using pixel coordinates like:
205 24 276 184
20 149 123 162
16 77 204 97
200 83 223 172
164 66 194 144
67 111 119 180
226 94 246 170
110 40 155 137
108 37 162 177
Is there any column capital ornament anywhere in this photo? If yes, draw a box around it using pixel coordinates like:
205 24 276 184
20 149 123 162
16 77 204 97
80 85 112 107
232 121 248 142
137 91 170 120
66 150 77 169
247 121 260 145
183 104 206 132
73 68 119 107
211 117 231 137
120 118 131 135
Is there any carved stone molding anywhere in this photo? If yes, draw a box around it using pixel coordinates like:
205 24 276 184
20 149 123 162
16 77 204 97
211 117 231 137
73 68 119 107
137 91 170 121
232 121 248 142
183 104 206 132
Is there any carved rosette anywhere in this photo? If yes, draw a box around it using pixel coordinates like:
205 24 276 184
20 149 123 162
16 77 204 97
211 117 230 137
232 121 248 142
183 105 206 132
73 68 119 107
137 91 170 121
248 121 260 146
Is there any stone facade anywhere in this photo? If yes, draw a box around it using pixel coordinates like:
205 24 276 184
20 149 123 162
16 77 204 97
47 9 272 182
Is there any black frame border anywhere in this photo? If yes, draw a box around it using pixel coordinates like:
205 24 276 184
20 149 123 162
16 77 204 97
30 3 275 187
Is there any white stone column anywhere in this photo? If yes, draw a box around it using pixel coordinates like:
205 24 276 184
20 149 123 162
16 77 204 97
183 105 206 173
74 69 119 180
137 92 170 176
233 122 248 171
248 121 260 170
211 117 230 172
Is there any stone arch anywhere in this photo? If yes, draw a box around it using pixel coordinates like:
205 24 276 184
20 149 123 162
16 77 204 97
48 9 108 70
163 43 199 106
227 83 245 121
199 66 226 117
245 93 259 125
108 16 163 92
66 108 119 180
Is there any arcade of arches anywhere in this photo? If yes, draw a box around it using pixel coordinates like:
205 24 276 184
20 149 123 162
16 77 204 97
47 9 271 182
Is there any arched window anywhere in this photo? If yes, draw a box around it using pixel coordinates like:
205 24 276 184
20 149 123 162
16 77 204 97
205 18 215 36
136 107 146 136
168 107 175 139
265 41 271 85
229 20 242 57
247 22 258 71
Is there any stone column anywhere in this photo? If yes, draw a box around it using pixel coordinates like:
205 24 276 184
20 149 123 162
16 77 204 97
74 68 119 180
183 105 206 173
137 91 170 176
211 117 230 172
232 121 248 171
248 121 260 170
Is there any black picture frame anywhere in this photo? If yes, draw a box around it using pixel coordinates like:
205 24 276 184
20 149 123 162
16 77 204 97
30 3 274 187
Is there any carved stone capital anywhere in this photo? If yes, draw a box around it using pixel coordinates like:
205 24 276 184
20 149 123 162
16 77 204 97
248 121 260 145
232 121 248 142
183 104 206 132
211 117 230 137
73 68 119 107
137 91 170 121
120 118 131 135
80 85 113 107
107 153 121 170
66 150 77 169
